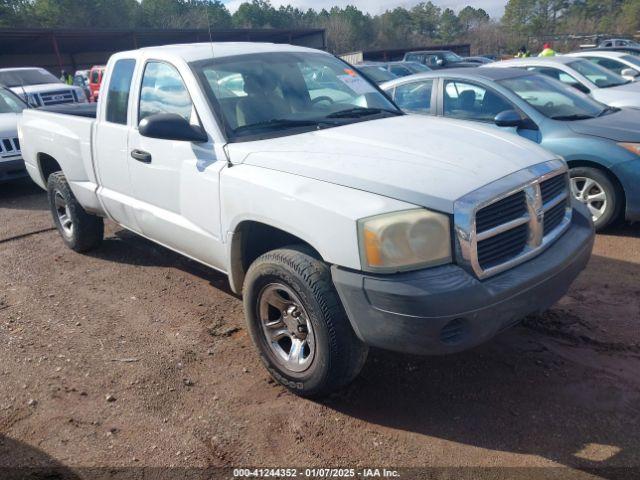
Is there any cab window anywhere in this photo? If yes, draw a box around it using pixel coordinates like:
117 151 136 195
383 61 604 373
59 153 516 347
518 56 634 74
444 80 513 122
138 61 195 124
105 59 136 125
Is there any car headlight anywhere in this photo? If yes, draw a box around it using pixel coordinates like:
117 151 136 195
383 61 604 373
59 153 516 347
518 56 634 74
618 142 640 156
358 209 452 273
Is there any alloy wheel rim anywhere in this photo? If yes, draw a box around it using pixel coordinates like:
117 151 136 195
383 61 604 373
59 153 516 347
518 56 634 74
54 191 73 237
570 176 607 222
258 283 315 373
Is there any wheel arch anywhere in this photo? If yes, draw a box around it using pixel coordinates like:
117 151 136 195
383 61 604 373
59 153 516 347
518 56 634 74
37 153 62 184
228 220 323 295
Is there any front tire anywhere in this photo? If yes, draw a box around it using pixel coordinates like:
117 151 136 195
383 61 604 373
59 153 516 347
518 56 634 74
570 167 620 231
47 172 104 252
243 246 368 398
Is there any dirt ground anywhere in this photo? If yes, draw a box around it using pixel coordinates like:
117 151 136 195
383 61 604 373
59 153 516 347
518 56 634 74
0 179 638 480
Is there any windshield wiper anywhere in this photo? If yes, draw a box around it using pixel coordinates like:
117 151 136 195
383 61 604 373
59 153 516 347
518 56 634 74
550 114 595 121
326 107 402 119
233 118 338 135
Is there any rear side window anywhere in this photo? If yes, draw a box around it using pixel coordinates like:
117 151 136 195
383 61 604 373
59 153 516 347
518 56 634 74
394 80 434 113
106 59 136 125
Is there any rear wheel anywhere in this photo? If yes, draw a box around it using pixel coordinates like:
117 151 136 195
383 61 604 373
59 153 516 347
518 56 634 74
243 246 368 398
47 172 104 252
570 167 620 231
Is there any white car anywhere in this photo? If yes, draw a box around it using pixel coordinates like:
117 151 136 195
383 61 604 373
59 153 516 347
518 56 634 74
566 50 640 81
486 57 640 108
18 43 594 396
0 67 87 107
0 86 28 183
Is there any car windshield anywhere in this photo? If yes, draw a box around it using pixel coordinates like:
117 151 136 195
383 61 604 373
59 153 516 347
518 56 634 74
621 55 640 68
405 62 431 73
499 74 607 120
0 68 60 88
193 52 401 141
569 59 629 88
0 88 26 113
357 65 397 84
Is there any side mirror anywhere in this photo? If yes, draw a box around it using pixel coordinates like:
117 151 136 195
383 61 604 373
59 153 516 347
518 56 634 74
139 113 208 143
436 58 444 66
621 68 639 79
494 109 523 128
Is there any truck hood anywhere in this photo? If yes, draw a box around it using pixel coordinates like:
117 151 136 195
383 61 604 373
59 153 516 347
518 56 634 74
227 115 555 214
0 113 19 137
566 108 640 142
592 82 640 108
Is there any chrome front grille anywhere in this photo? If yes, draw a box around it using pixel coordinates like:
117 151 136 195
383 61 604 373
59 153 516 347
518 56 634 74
37 89 75 106
0 137 21 159
454 160 572 279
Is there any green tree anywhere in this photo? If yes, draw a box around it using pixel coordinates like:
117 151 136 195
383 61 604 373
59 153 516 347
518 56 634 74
439 8 462 42
458 6 490 32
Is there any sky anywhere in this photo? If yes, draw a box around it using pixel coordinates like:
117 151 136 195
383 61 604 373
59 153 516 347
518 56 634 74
222 0 509 18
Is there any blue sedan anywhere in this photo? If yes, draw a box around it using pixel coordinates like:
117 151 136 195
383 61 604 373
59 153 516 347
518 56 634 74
382 68 640 230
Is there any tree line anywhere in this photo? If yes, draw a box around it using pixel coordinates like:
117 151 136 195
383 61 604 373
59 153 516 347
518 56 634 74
1 0 640 55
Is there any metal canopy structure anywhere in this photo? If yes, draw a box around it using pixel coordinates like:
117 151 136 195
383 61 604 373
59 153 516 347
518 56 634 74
0 27 326 73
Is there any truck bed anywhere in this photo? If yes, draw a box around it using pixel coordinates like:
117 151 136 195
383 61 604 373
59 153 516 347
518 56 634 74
38 103 97 119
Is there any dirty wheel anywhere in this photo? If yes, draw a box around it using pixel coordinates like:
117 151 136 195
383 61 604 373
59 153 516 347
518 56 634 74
243 246 368 398
47 171 104 252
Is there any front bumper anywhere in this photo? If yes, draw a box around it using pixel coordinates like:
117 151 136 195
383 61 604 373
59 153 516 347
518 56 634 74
332 205 594 356
0 159 28 183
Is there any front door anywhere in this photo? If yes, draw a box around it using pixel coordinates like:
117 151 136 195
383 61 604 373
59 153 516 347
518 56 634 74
126 60 226 269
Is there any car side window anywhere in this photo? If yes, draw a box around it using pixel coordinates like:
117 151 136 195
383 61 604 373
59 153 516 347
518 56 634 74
393 80 434 113
444 80 513 122
139 61 195 125
105 59 136 125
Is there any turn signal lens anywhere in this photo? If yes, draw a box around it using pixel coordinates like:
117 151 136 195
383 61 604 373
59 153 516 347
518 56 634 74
618 142 640 156
358 209 452 273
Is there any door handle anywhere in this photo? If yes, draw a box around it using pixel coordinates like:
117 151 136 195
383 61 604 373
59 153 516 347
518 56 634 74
131 149 152 163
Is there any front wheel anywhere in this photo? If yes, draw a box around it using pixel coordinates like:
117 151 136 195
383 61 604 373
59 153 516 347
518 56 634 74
243 246 368 398
47 172 104 252
570 167 620 231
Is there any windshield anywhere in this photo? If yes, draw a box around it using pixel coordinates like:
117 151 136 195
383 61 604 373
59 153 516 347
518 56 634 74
0 88 26 113
499 74 607 120
0 68 61 88
405 62 431 73
357 65 397 84
193 52 401 141
569 59 629 88
622 55 640 68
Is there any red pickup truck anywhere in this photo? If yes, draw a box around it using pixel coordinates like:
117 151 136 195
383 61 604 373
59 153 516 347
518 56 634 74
88 65 105 102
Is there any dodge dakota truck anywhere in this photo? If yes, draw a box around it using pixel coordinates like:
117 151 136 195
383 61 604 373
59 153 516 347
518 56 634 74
18 43 595 397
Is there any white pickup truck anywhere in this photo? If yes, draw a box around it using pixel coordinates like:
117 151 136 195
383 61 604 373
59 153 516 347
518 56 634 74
19 43 595 397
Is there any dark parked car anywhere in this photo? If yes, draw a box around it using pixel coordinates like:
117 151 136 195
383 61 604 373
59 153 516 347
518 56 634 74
354 63 398 85
382 61 431 78
403 50 478 69
463 56 495 65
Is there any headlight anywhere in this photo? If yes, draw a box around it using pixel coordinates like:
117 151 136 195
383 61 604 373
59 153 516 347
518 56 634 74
618 142 640 156
358 209 452 273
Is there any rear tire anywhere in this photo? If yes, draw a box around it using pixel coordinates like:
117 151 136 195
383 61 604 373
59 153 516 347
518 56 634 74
47 171 104 252
570 167 621 231
243 246 368 398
